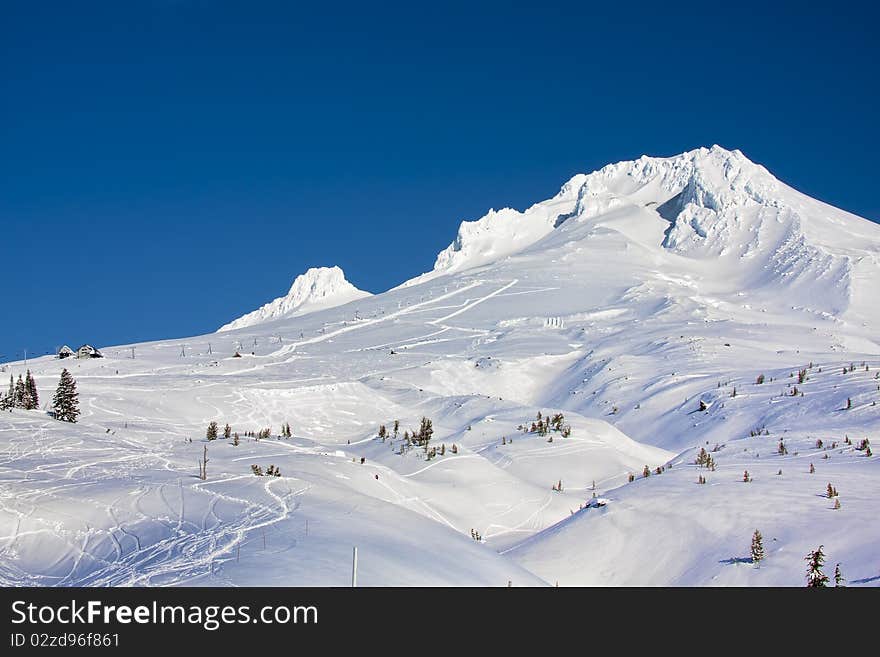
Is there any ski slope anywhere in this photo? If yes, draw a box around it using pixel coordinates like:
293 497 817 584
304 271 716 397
2 146 878 586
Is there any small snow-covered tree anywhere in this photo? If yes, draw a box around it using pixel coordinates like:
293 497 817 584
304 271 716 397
223 423 231 439
805 545 829 587
206 421 218 440
751 530 764 564
834 563 845 587
52 369 80 423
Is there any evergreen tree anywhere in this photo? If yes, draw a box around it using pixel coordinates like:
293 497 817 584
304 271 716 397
834 563 845 587
52 369 80 423
805 545 829 587
417 416 433 451
223 423 232 439
14 375 26 408
206 421 218 440
750 530 765 564
24 370 38 409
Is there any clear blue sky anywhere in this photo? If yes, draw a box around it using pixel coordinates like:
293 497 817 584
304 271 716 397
2 1 877 360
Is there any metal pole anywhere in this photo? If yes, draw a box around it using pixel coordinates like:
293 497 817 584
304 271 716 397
351 546 358 587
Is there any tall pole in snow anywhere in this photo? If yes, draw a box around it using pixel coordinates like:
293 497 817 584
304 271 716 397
351 546 358 587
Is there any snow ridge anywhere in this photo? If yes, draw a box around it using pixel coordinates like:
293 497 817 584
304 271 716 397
219 266 371 332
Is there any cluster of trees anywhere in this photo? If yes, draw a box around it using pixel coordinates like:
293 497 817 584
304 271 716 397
518 411 571 438
0 372 39 410
752 533 845 586
381 417 436 457
377 420 400 441
805 545 845 587
251 464 282 477
694 447 716 470
826 482 838 498
207 423 292 442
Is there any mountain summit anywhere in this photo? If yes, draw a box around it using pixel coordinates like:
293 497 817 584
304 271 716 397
219 266 371 332
402 146 880 323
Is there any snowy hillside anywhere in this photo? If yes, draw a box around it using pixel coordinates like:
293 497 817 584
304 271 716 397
2 146 878 587
219 266 371 332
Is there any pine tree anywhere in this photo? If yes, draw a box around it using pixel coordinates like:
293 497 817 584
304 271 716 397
206 421 218 440
52 369 80 423
805 545 829 587
750 530 765 564
418 416 433 451
14 375 26 408
22 370 40 411
834 563 845 587
24 370 38 409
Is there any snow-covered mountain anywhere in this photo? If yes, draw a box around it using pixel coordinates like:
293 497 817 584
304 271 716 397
405 145 879 325
2 146 878 587
219 266 371 332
